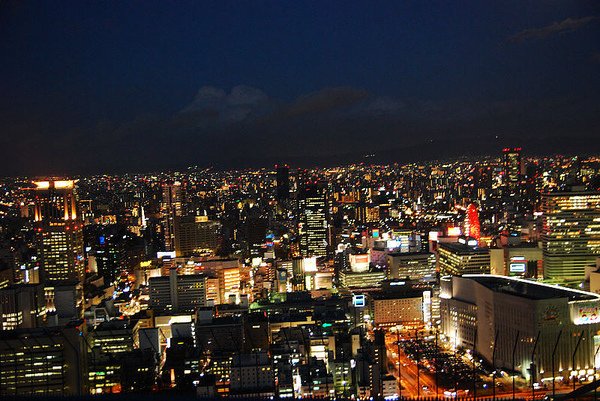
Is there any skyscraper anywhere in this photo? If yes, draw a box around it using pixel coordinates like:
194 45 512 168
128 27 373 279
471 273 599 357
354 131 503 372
502 147 522 191
32 180 84 283
541 189 600 280
162 182 183 251
299 183 328 258
173 215 221 257
275 164 290 201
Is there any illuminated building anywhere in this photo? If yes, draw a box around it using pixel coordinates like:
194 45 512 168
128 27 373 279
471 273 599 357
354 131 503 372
489 244 543 278
464 202 481 241
276 164 290 201
437 240 490 276
88 321 155 394
368 281 431 328
441 275 600 381
218 266 240 303
173 215 220 257
206 353 234 396
502 147 522 190
205 276 221 305
32 180 84 283
349 253 369 273
541 189 600 280
0 284 46 330
162 182 183 252
0 326 87 396
387 252 436 280
339 269 386 289
149 269 207 312
300 184 328 258
230 351 275 397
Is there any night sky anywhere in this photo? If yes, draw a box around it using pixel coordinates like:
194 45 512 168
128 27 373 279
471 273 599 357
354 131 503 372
1 1 599 175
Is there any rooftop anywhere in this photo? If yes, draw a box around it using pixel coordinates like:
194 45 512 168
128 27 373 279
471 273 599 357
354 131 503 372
439 242 489 254
463 275 599 301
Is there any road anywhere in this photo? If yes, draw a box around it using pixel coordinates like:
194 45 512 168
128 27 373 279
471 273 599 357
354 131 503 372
383 329 552 400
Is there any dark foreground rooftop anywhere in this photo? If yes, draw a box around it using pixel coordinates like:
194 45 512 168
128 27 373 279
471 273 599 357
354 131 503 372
464 274 599 302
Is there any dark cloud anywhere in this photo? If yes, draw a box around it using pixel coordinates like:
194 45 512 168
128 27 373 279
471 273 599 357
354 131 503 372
507 16 599 43
2 85 599 176
283 87 369 118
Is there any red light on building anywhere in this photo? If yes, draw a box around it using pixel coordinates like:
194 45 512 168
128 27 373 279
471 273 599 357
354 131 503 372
465 203 481 241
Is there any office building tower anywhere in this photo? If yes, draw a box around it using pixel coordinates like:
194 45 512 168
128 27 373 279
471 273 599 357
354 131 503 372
387 252 436 280
339 269 386 289
173 215 221 257
162 182 183 251
0 284 46 330
368 280 432 328
502 147 522 190
230 351 275 396
218 266 240 303
88 321 155 394
489 243 543 278
300 184 328 258
437 240 490 276
440 275 600 382
0 325 87 396
149 269 207 313
541 189 600 280
276 164 290 201
32 180 85 282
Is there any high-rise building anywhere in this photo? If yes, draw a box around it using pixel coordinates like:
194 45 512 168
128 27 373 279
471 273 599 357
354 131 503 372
541 189 600 280
162 182 183 251
276 164 290 201
149 269 207 312
300 184 328 258
437 240 490 276
31 180 85 283
173 215 221 257
502 147 522 190
387 252 436 280
0 325 87 396
0 284 46 330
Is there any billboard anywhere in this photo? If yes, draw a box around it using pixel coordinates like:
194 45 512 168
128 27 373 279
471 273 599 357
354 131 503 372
353 294 366 308
509 262 526 273
573 304 600 325
303 256 317 272
350 254 370 272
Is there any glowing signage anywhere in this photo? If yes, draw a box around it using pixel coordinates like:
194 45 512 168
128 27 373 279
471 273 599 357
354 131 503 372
303 257 317 272
353 294 366 307
448 227 462 237
387 240 401 249
574 305 600 325
510 263 526 273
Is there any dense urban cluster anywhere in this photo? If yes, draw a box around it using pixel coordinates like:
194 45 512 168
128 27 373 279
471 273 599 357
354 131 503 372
0 149 599 399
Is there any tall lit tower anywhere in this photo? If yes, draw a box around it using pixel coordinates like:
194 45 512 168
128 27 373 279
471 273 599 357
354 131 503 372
502 147 522 191
32 180 85 282
299 183 328 258
275 164 290 201
162 182 183 251
541 189 600 280
464 203 481 241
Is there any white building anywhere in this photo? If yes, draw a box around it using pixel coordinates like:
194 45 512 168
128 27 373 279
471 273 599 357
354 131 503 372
441 275 600 381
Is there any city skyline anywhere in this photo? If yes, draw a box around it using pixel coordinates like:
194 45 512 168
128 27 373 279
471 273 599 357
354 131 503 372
1 1 600 399
1 1 599 175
